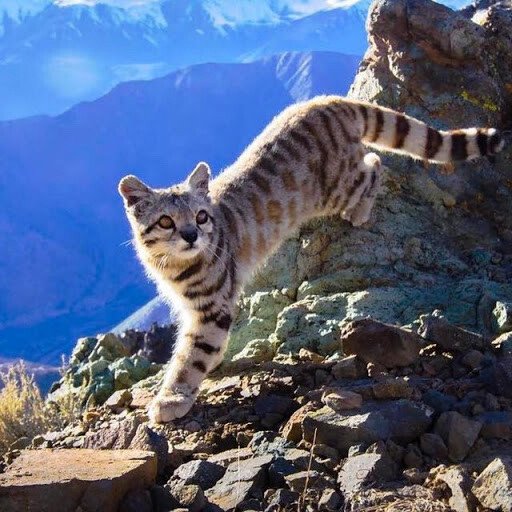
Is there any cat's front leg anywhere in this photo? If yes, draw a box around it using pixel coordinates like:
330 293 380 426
148 309 232 423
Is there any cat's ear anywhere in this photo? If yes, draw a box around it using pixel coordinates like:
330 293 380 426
118 175 153 207
186 162 211 196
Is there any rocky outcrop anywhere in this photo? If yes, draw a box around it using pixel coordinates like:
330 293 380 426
228 0 512 360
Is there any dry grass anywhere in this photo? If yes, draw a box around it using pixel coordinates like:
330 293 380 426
0 362 77 456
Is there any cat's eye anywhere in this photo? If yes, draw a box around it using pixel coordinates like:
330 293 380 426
196 210 208 225
158 215 175 229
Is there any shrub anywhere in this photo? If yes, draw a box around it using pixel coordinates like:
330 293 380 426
0 362 71 456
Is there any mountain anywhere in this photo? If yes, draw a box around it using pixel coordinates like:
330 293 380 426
0 50 360 364
0 0 371 120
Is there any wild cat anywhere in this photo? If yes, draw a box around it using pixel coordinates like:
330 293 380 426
118 95 504 423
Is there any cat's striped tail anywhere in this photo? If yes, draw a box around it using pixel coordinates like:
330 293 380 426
355 101 505 163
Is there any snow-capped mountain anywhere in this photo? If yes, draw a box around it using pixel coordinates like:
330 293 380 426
0 50 360 364
0 0 371 119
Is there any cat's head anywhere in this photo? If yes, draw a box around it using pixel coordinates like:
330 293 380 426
118 162 214 264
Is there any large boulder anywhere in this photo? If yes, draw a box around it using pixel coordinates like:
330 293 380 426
0 449 157 512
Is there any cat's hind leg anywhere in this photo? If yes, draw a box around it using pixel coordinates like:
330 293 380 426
341 152 382 227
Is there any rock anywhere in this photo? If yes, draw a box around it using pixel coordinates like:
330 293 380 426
340 319 422 368
319 489 343 511
206 455 272 511
338 453 398 495
492 332 512 356
207 447 255 468
472 457 512 512
254 394 295 417
372 377 413 399
129 424 169 476
477 411 512 440
460 350 484 370
264 489 299 509
331 354 367 379
302 400 433 454
232 338 275 365
481 354 512 398
322 389 363 411
282 402 317 444
83 416 140 450
129 388 154 409
434 412 482 462
422 390 457 414
104 389 132 409
140 324 176 364
169 460 226 491
427 466 476 512
493 301 512 333
119 489 153 512
418 315 483 352
403 444 423 469
284 470 333 493
168 484 206 512
0 449 157 512
150 485 179 512
420 433 448 460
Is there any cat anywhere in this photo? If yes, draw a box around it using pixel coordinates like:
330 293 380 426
118 95 504 423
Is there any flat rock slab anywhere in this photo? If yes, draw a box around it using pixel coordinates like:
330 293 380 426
0 449 157 512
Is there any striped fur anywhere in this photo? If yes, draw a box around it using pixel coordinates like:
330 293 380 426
119 95 504 423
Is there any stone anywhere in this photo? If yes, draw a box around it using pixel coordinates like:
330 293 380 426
168 484 206 512
420 433 448 460
418 314 483 352
372 377 413 399
331 354 367 379
232 338 275 365
206 455 272 511
254 394 295 417
319 489 343 510
150 485 179 512
169 460 226 490
492 332 512 356
427 466 476 512
341 319 422 368
0 449 157 512
83 416 140 450
302 400 433 454
207 447 254 468
472 457 512 512
481 354 512 398
129 424 169 476
338 453 398 495
460 350 484 370
493 301 512 333
119 489 153 512
422 390 457 414
403 444 423 469
322 390 363 411
140 324 176 364
298 347 324 363
477 411 512 440
282 402 317 443
284 470 333 493
434 412 482 462
264 489 299 509
104 389 132 409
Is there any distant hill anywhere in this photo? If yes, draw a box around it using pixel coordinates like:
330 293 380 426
0 50 360 364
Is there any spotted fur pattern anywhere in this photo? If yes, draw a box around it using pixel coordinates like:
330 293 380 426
118 95 504 423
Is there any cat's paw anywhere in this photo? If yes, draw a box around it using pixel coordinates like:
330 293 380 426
147 394 195 423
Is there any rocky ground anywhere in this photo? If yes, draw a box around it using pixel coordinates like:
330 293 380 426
2 0 512 510
2 313 512 511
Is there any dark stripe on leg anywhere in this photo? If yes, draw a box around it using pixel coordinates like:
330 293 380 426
277 138 301 160
393 114 410 148
192 361 207 373
426 127 443 160
194 342 220 355
318 111 339 152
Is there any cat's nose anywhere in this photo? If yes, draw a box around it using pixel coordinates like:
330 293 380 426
180 227 198 244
